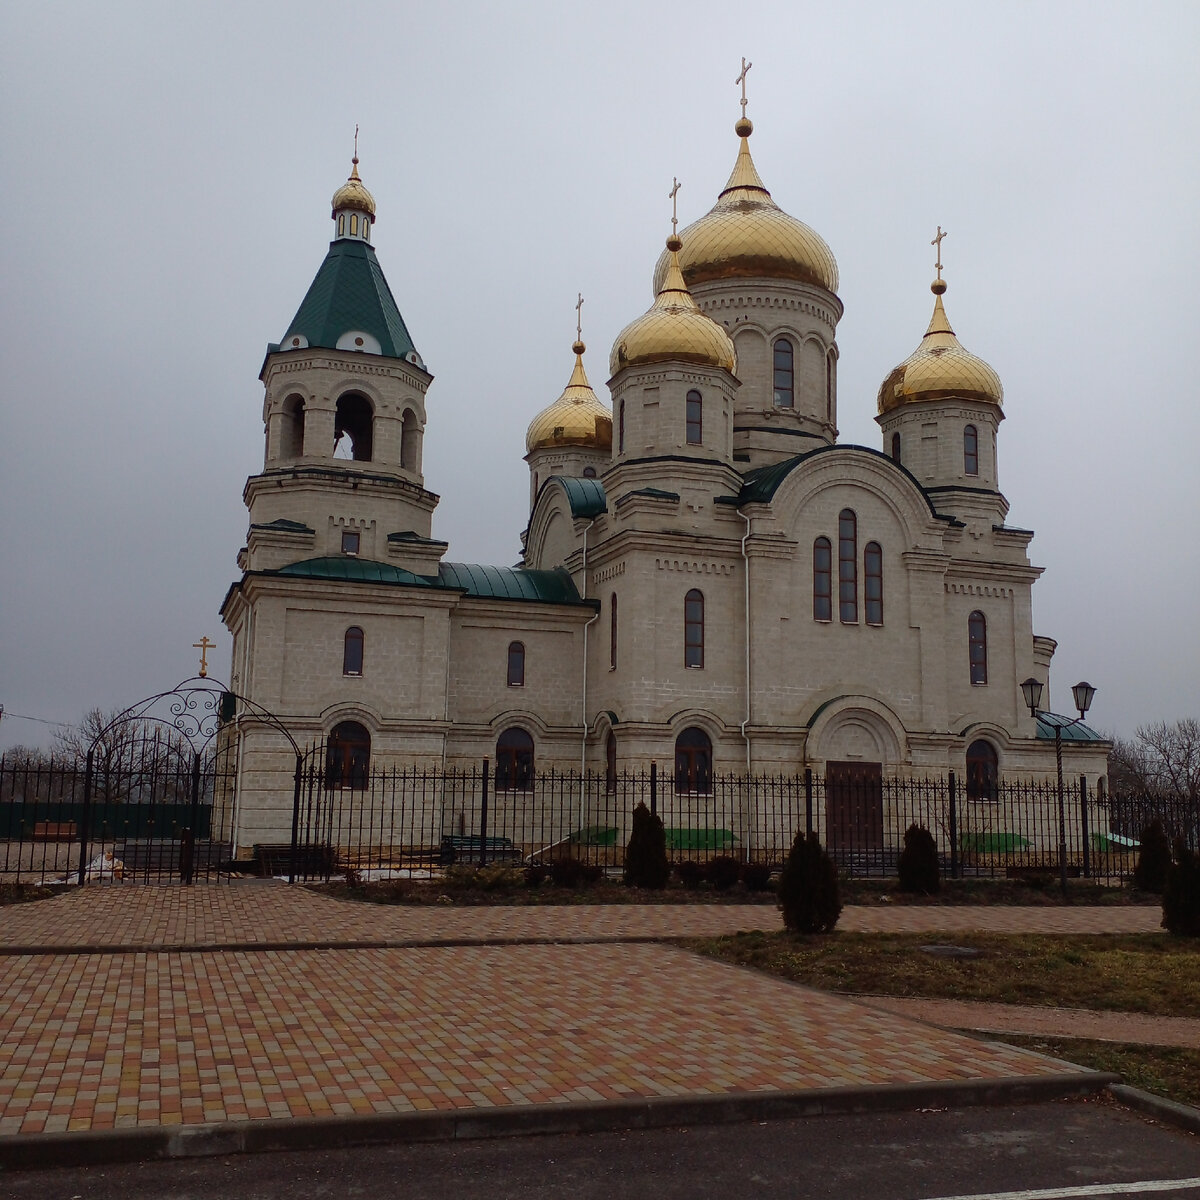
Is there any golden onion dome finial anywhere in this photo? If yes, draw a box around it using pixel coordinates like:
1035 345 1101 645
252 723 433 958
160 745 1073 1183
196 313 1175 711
525 314 613 454
876 254 1003 415
331 126 377 223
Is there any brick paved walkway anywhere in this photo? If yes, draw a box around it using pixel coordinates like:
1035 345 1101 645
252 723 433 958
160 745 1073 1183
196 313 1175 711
0 886 1155 1143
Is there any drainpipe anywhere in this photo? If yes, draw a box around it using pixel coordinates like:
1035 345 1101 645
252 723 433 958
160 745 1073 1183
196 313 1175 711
738 510 752 775
580 520 599 830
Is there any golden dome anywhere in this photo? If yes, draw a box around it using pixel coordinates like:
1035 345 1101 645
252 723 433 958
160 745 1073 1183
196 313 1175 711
331 157 376 219
611 242 737 376
526 342 614 453
652 123 838 294
877 282 1004 414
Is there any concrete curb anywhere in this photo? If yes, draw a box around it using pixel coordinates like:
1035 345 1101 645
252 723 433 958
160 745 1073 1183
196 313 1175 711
0 1071 1117 1172
1110 1083 1200 1135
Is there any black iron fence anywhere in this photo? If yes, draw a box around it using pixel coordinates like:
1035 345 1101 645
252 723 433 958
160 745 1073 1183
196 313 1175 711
0 732 237 885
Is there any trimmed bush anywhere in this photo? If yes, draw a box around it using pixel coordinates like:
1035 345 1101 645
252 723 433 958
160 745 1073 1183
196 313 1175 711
1135 820 1172 894
741 861 773 892
706 855 742 891
549 857 602 889
624 801 670 889
675 860 704 889
1162 838 1200 936
897 824 941 895
778 830 841 933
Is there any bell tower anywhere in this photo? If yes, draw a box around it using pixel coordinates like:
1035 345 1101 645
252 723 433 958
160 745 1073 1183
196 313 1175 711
243 149 446 577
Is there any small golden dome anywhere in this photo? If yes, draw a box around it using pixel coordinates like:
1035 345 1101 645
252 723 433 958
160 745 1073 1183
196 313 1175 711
611 241 737 376
877 282 1003 414
526 345 613 453
331 157 377 220
652 123 838 294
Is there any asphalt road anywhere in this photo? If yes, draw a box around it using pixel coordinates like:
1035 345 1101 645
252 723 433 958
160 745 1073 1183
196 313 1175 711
4 1099 1199 1200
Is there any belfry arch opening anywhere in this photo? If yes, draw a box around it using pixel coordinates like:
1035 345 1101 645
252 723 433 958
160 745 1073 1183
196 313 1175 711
400 409 420 472
280 394 305 459
333 393 374 461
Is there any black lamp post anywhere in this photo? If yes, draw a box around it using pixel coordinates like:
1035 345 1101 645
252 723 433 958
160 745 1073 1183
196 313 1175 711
1021 677 1097 895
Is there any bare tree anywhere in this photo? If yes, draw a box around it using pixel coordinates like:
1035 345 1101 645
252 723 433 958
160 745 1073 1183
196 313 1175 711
1134 718 1200 803
1107 718 1200 843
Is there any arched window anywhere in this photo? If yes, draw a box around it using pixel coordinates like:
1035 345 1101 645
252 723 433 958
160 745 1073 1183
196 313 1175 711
342 626 364 675
675 727 712 794
326 721 370 789
891 431 901 464
964 424 979 476
772 338 794 407
350 213 359 236
684 589 704 668
838 509 858 623
338 215 346 237
610 593 618 670
583 465 597 478
280 394 305 459
496 727 534 791
606 730 617 793
826 352 834 421
865 542 883 626
686 390 703 445
968 611 988 685
966 740 999 801
334 393 374 461
618 399 626 453
813 537 832 621
401 409 420 471
507 641 525 687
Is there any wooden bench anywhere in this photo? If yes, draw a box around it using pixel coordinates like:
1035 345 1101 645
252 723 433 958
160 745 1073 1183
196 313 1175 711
438 835 523 866
32 821 77 842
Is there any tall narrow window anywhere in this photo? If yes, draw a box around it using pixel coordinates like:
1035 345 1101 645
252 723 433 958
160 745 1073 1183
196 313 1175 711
507 640 525 687
338 215 346 237
966 739 999 801
326 721 370 789
686 390 702 445
496 728 534 791
675 727 712 794
826 353 834 421
813 537 832 621
605 731 617 793
342 626 364 675
684 588 704 668
891 431 901 464
350 213 358 236
964 424 979 476
772 338 794 407
838 509 857 623
864 542 883 626
618 399 626 453
968 611 988 685
609 593 618 670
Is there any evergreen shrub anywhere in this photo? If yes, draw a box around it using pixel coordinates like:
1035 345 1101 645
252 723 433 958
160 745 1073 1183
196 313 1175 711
778 830 841 933
741 862 773 892
624 802 670 889
1135 820 1172 894
705 855 742 891
675 860 703 889
897 824 941 895
549 858 602 889
1162 838 1200 937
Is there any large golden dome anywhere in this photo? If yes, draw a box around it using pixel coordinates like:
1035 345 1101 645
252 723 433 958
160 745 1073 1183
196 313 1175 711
611 239 737 376
652 122 838 294
877 281 1003 414
526 342 613 453
331 157 377 219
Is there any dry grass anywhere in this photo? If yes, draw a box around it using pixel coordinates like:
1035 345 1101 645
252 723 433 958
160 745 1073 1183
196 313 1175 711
685 931 1200 1018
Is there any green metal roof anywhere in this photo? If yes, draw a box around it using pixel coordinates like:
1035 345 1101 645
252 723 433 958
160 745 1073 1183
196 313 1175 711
274 557 432 586
280 238 419 362
1035 713 1107 743
556 476 608 519
437 563 584 605
250 518 314 533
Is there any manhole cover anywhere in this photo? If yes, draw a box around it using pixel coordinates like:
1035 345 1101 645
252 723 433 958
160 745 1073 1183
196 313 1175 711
919 944 984 959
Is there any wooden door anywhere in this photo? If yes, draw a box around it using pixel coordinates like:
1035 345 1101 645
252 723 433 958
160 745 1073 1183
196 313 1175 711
825 761 884 851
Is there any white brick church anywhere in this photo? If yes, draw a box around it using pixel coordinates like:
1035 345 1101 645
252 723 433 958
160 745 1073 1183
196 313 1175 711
220 99 1108 846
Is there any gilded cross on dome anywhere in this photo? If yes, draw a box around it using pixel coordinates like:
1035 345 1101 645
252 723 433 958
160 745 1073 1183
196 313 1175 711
353 123 359 162
931 225 948 280
576 293 584 342
736 57 753 119
669 177 681 237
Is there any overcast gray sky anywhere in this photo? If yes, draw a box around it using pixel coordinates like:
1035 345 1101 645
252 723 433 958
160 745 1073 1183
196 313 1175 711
2 0 1197 751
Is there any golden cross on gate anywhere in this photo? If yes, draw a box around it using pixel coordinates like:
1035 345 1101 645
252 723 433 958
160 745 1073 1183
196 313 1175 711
193 636 215 679
931 225 948 280
669 177 681 237
736 57 753 118
576 292 584 341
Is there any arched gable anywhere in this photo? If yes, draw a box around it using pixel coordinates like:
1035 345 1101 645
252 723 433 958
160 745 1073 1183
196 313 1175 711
806 694 908 767
524 475 606 571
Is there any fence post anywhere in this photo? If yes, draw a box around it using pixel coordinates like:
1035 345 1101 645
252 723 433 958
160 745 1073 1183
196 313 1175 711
178 751 201 886
1079 774 1090 878
948 770 959 880
479 758 489 867
650 761 657 818
77 749 94 887
804 768 813 838
289 754 303 885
